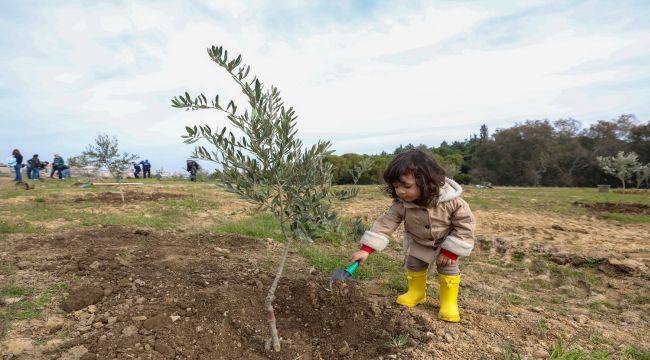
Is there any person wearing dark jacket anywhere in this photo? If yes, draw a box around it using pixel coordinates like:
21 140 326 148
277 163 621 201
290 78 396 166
11 149 23 183
51 154 65 179
133 163 141 178
27 154 42 180
139 160 151 178
186 160 200 181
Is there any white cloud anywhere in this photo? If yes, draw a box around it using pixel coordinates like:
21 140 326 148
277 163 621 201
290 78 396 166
1 0 648 169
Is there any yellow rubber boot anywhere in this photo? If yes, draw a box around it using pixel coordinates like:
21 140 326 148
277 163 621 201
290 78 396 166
396 270 428 308
437 274 461 322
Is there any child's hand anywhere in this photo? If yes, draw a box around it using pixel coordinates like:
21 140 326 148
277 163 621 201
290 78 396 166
436 252 458 267
348 250 370 266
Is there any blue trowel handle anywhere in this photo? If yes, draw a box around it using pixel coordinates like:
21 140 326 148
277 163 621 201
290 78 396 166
345 260 360 275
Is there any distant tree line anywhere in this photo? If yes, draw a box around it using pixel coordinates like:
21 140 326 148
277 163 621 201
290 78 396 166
324 114 649 187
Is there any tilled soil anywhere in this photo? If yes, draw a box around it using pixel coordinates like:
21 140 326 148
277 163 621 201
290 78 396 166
573 201 649 215
1 226 429 359
73 191 188 203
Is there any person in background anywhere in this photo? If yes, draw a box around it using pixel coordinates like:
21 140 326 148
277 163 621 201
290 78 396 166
59 165 70 179
26 158 33 180
133 162 141 178
11 149 24 183
186 159 200 181
51 154 64 179
27 154 43 180
39 161 50 177
140 160 151 178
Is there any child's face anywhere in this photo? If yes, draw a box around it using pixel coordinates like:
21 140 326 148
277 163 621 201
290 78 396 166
392 173 421 203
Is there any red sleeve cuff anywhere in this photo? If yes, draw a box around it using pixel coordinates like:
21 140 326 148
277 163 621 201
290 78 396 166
440 248 458 260
360 245 375 254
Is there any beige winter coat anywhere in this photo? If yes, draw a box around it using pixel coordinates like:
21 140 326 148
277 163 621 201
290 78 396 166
360 178 475 264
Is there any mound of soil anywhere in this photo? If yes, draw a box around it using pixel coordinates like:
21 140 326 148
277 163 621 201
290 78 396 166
573 201 649 215
73 191 187 203
8 226 421 359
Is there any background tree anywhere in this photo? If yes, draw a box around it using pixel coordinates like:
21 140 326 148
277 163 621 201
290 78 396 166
77 134 138 179
597 151 641 189
172 45 341 351
633 164 650 188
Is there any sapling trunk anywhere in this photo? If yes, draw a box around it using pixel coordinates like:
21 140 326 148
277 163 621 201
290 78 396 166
264 239 290 351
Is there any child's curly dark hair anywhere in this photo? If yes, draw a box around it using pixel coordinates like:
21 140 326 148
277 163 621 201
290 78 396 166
383 149 447 206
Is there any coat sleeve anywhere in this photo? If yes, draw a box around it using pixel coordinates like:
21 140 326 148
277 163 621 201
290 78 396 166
359 200 404 252
440 198 475 257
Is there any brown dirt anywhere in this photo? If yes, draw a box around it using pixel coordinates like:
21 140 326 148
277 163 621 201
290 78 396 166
2 184 649 359
1 226 429 359
73 191 188 203
573 201 649 215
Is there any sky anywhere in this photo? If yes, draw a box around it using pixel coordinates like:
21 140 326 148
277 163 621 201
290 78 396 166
1 0 649 172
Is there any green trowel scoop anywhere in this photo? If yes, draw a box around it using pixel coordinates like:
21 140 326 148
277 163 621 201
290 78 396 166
327 260 360 291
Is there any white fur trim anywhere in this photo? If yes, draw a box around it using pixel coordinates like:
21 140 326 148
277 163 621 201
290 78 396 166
360 231 390 252
438 177 463 203
440 235 473 257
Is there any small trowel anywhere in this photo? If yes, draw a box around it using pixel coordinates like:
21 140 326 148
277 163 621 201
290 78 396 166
327 260 360 291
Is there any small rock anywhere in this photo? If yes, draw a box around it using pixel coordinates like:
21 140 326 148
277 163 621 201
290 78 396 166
476 235 492 250
103 287 113 296
92 322 104 329
132 316 147 321
213 246 231 254
80 353 97 360
122 325 138 337
3 296 24 305
46 316 65 333
60 345 88 360
338 341 350 355
16 261 31 269
134 279 146 286
136 297 145 304
61 285 104 313
308 266 317 275
87 305 97 313
551 224 566 231
43 339 65 352
77 325 91 333
170 315 181 322
444 333 454 343
606 258 647 275
143 313 171 331
107 316 118 325
534 349 548 358
88 261 101 270
574 315 588 324
154 341 175 357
